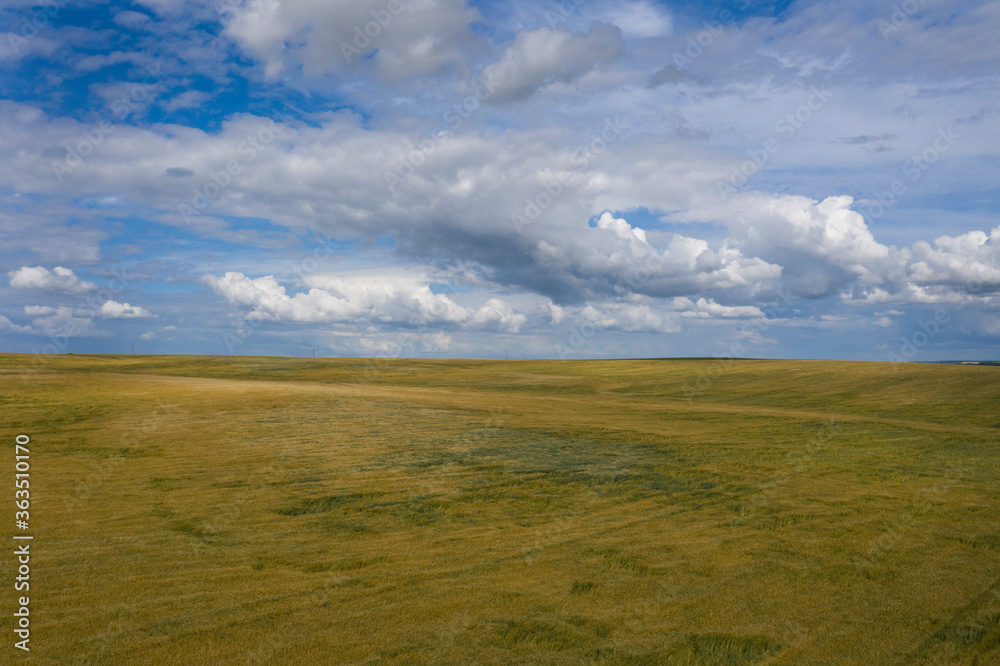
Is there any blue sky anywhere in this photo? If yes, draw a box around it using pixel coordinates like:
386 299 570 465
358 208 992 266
1 0 998 361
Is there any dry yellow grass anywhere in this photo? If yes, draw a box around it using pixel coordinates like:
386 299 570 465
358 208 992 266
2 354 999 664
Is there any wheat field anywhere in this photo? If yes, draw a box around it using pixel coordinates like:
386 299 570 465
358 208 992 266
2 353 999 664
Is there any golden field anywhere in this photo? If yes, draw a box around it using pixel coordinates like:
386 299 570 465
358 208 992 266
2 353 999 664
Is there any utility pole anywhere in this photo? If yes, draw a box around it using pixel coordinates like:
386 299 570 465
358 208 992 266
131 340 134 355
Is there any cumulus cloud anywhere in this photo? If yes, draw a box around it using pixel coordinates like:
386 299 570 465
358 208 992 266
579 302 680 334
100 300 154 319
203 271 527 333
528 212 781 303
676 194 899 298
8 266 97 294
843 227 1000 306
482 22 623 103
733 194 896 292
545 302 565 325
670 297 763 318
203 272 365 323
565 294 761 337
469 298 527 333
908 227 1000 288
677 193 1000 308
597 211 647 243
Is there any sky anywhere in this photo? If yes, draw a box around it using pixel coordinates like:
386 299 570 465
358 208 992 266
0 0 998 361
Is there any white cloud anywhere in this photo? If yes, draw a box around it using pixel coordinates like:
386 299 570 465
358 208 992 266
530 213 781 301
139 331 157 340
308 271 473 325
840 225 1000 306
745 195 891 287
579 302 680 333
204 272 364 323
482 22 623 103
908 227 1000 287
675 194 900 297
0 314 33 334
8 266 97 294
469 298 527 333
203 271 527 332
677 194 1000 308
100 300 154 319
597 211 647 243
428 332 452 351
25 306 108 338
670 297 763 318
545 302 565 325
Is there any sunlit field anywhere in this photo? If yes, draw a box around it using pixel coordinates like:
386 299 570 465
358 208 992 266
2 353 999 664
